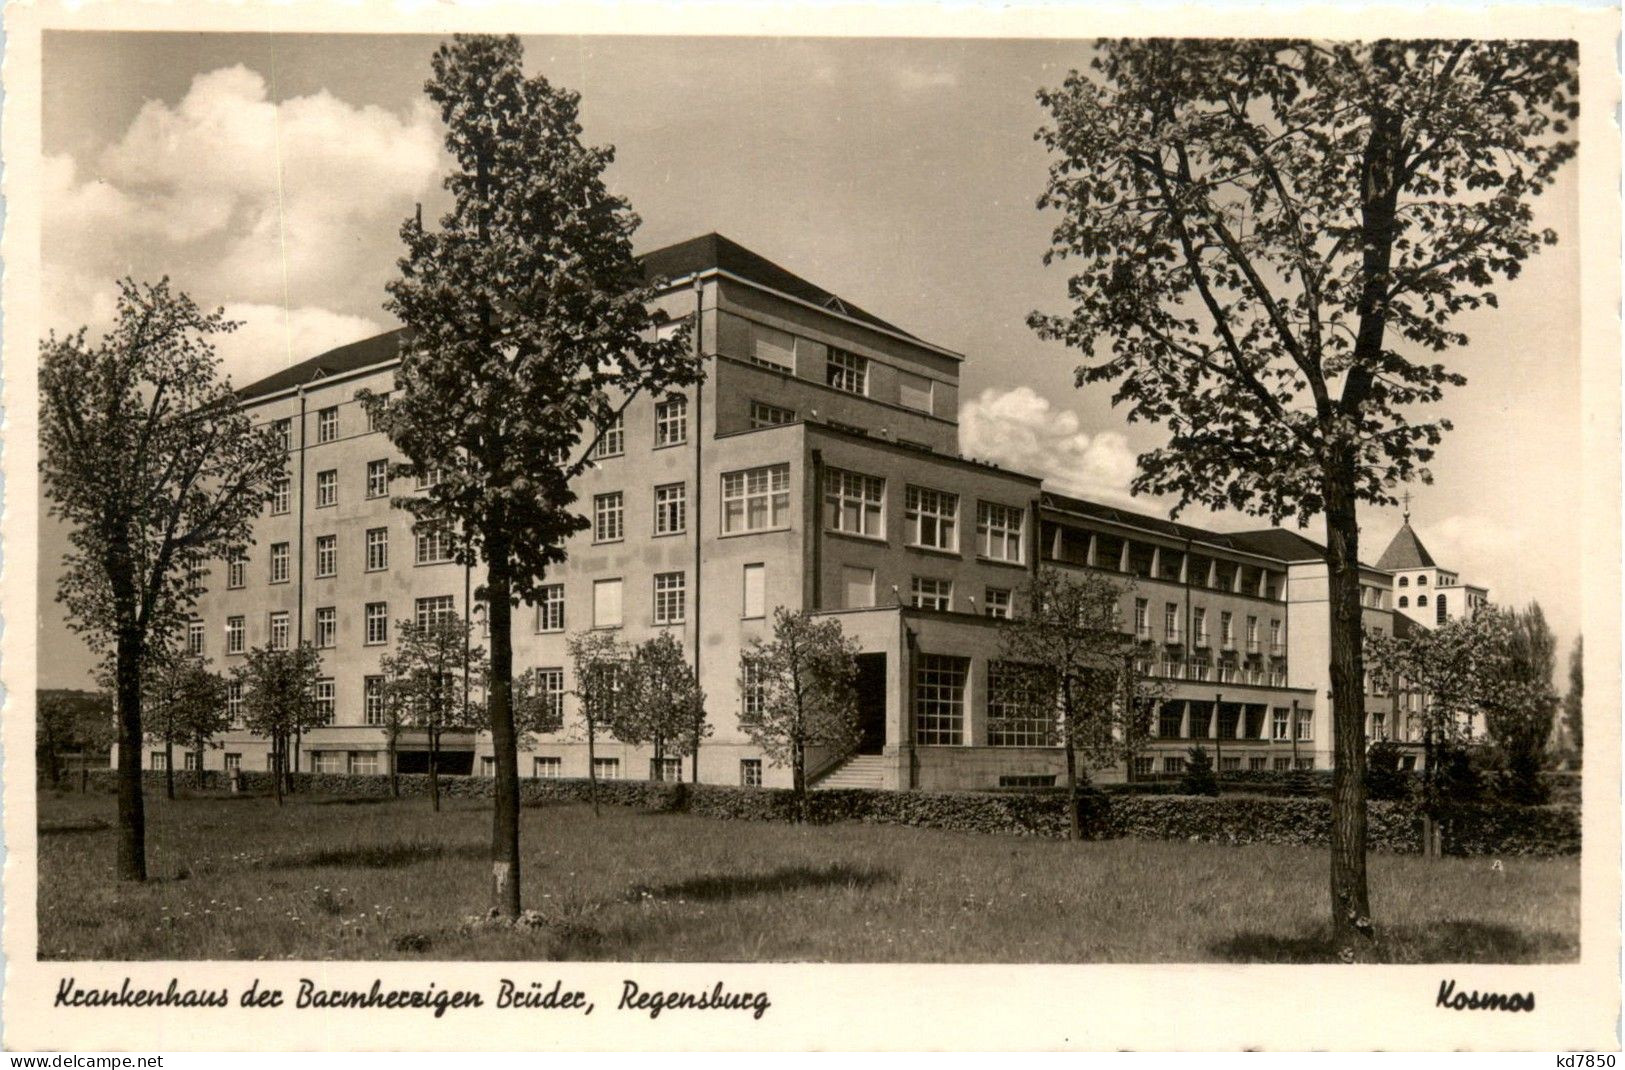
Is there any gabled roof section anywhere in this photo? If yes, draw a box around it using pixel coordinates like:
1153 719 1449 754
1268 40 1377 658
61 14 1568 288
236 328 408 401
640 232 918 340
1225 528 1328 563
1375 522 1437 570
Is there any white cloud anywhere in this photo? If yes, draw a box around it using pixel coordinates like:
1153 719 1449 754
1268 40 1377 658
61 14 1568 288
893 65 959 91
959 386 1143 506
214 303 389 389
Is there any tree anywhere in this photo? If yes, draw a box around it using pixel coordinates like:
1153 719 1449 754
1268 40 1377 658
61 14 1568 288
514 666 566 749
615 632 710 782
739 609 861 824
41 279 284 880
1563 636 1583 764
142 646 230 798
1182 745 1220 796
358 34 702 918
36 690 116 790
379 613 488 812
992 568 1160 839
231 643 324 806
567 631 628 818
1030 40 1577 953
1479 603 1559 803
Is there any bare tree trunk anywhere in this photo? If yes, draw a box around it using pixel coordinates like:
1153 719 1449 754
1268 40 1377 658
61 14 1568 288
194 740 206 791
115 628 147 882
164 738 175 800
1324 462 1374 957
792 735 807 825
586 717 600 818
429 724 441 813
486 543 522 918
272 733 284 807
1064 730 1081 841
389 731 400 798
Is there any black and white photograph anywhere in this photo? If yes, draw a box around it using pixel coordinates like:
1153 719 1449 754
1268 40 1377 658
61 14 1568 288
4 1 1620 1052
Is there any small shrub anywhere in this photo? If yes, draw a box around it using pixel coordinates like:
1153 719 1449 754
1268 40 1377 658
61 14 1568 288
1365 741 1411 801
1181 746 1219 796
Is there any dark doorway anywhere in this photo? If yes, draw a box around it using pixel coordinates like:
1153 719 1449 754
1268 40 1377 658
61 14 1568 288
855 653 887 755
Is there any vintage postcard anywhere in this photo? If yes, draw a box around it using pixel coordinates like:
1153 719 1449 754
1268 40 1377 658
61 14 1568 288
2 0 1619 1052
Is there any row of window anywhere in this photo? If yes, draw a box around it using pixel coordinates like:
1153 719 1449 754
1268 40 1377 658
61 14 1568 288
588 397 689 460
738 317 937 415
201 595 459 658
1131 600 1284 650
208 749 768 787
265 457 436 519
1132 755 1315 776
590 484 688 542
225 525 455 588
820 467 1026 561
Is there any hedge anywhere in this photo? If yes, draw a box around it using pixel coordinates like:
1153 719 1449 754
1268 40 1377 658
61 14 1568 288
68 769 1578 857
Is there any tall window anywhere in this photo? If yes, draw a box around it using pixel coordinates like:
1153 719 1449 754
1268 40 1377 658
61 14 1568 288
415 524 456 564
364 602 388 645
897 370 933 413
317 407 338 443
1164 603 1180 641
187 620 205 655
1134 598 1149 637
911 577 953 612
977 502 1025 563
366 459 389 499
1296 711 1314 741
741 660 766 720
987 662 1054 746
315 534 337 578
364 676 385 726
592 413 624 458
314 679 335 725
843 566 875 609
1246 616 1259 650
269 611 290 651
1272 708 1290 741
226 616 245 654
594 492 624 542
226 681 244 727
915 654 967 745
535 668 565 724
655 396 688 446
269 543 290 584
366 528 388 572
1159 703 1183 738
905 486 958 550
227 552 245 590
739 758 763 787
825 468 884 537
592 579 623 628
536 585 565 632
593 757 621 780
653 572 686 624
271 477 290 515
1270 619 1283 651
722 464 790 533
742 564 766 619
749 400 795 428
415 595 456 631
274 418 292 451
1436 594 1448 624
1220 611 1234 646
314 606 336 648
316 469 337 508
654 483 686 535
826 348 868 394
1194 607 1208 644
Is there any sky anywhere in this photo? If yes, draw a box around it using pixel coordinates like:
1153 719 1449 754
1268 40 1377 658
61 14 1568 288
35 32 1584 689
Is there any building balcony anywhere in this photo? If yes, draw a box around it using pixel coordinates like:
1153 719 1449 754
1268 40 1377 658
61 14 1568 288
1270 642 1286 655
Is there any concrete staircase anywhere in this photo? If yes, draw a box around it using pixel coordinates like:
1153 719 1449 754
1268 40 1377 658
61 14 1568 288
812 754 888 790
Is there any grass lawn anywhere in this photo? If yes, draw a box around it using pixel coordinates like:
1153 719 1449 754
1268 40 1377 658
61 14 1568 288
37 787 1579 963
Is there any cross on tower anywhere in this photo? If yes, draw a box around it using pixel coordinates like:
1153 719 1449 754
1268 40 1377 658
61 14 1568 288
1401 490 1412 524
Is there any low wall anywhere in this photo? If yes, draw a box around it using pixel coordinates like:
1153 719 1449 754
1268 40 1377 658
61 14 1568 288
69 769 1579 857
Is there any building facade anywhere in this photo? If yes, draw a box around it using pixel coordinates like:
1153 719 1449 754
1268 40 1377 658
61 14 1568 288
159 233 1409 790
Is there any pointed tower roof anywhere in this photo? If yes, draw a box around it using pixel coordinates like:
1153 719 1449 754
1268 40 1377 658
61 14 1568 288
1375 521 1437 571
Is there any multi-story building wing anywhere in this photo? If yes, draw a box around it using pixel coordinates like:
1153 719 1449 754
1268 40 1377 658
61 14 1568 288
177 232 1405 789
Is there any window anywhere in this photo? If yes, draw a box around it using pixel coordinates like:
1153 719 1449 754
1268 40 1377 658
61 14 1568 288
537 585 565 632
1163 756 1185 775
415 595 456 631
1273 757 1293 772
314 679 335 725
315 534 336 578
533 756 562 779
1398 576 1409 588
1188 705 1210 739
1220 756 1242 772
187 619 205 655
364 676 385 726
274 418 292 451
983 588 1012 619
269 542 290 584
655 396 688 446
365 602 388 645
1165 603 1180 641
349 752 380 775
415 524 456 564
593 757 621 780
653 572 686 624
226 681 244 726
150 752 167 771
226 616 245 655
1246 616 1259 650
897 370 933 413
1270 619 1283 651
742 564 766 619
915 654 967 745
825 469 884 537
480 756 496 777
654 483 686 535
1416 595 1428 608
415 463 447 490
987 662 1054 747
1159 704 1183 738
367 460 389 499
364 528 389 572
269 611 290 651
366 392 389 432
1296 711 1314 741
316 407 338 443
313 606 336 649
594 492 624 543
534 669 565 725
1417 575 1429 587
651 756 684 782
312 752 343 774
592 414 624 459
593 579 623 628
977 502 1025 563
316 469 337 508
842 566 875 610
911 577 953 612
1371 711 1388 741
1436 595 1448 624
1398 596 1409 608
827 348 868 394
722 464 791 533
1132 756 1154 777
224 752 242 771
271 477 290 515
227 552 246 590
740 758 763 787
750 400 795 428
906 486 958 550
183 751 199 771
1248 756 1267 772
1295 758 1314 771
1194 607 1208 645
748 323 796 370
741 660 766 720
